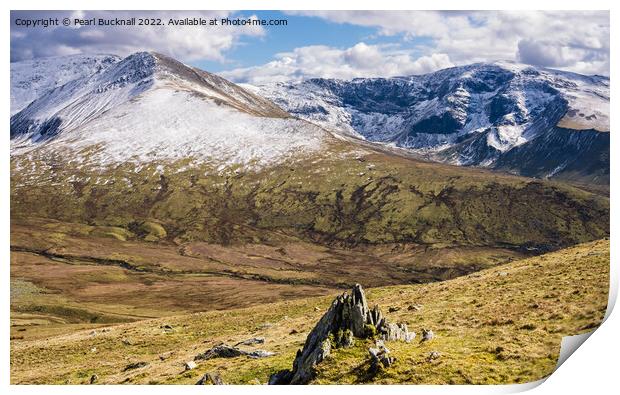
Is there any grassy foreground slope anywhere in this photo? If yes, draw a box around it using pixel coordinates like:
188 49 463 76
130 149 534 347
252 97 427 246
10 239 609 384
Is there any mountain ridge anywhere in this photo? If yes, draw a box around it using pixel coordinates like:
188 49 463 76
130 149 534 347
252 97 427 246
252 61 609 184
10 53 121 115
10 51 325 169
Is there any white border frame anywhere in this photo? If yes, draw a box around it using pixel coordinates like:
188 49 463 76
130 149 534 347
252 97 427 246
2 1 616 394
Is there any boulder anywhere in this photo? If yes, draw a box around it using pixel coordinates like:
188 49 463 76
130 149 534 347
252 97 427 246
234 337 265 347
195 343 275 361
194 344 244 361
247 350 275 359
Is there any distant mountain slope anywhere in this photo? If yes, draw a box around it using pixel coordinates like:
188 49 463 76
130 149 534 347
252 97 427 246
252 62 609 184
10 52 609 250
10 52 324 169
10 54 121 115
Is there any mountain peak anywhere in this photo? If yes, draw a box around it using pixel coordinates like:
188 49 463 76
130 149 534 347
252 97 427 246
9 51 322 170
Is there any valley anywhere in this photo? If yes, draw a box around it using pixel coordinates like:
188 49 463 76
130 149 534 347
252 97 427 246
9 51 610 385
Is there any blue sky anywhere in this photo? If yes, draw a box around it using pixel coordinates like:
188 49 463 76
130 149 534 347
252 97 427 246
193 11 431 73
195 11 375 71
11 10 610 82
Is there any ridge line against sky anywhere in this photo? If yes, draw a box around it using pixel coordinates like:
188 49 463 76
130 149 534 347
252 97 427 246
10 10 610 83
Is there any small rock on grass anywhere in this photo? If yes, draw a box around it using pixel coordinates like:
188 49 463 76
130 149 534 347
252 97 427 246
159 351 174 361
122 361 149 372
247 350 275 359
427 351 441 362
369 340 395 374
196 372 224 385
420 329 434 343
194 344 244 360
234 337 265 346
184 361 197 371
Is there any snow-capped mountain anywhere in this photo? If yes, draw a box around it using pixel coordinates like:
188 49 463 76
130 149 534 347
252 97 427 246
10 52 326 169
252 62 609 183
10 54 121 115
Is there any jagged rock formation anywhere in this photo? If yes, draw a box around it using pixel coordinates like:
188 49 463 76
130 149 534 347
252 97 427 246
269 284 413 385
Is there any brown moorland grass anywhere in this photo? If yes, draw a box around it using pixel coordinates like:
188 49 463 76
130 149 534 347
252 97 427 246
10 239 609 384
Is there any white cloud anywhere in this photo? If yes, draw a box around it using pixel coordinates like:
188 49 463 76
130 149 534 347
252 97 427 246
11 10 265 62
221 43 454 84
287 10 610 76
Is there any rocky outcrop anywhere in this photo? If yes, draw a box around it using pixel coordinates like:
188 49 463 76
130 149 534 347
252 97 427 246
195 344 244 360
269 284 413 385
194 343 275 361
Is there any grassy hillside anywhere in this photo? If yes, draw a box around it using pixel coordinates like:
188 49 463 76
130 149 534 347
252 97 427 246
10 239 609 384
11 140 609 249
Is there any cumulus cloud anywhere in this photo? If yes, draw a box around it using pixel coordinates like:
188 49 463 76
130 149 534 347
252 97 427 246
516 38 609 74
10 10 609 82
10 10 264 62
221 43 454 84
288 10 610 76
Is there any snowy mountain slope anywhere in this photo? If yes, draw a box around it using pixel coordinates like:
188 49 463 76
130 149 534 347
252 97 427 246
9 52 610 251
10 52 325 169
10 54 121 115
253 61 609 183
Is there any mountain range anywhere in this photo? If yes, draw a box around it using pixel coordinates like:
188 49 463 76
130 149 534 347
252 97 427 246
11 54 609 185
251 61 609 184
10 52 326 169
10 51 609 250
